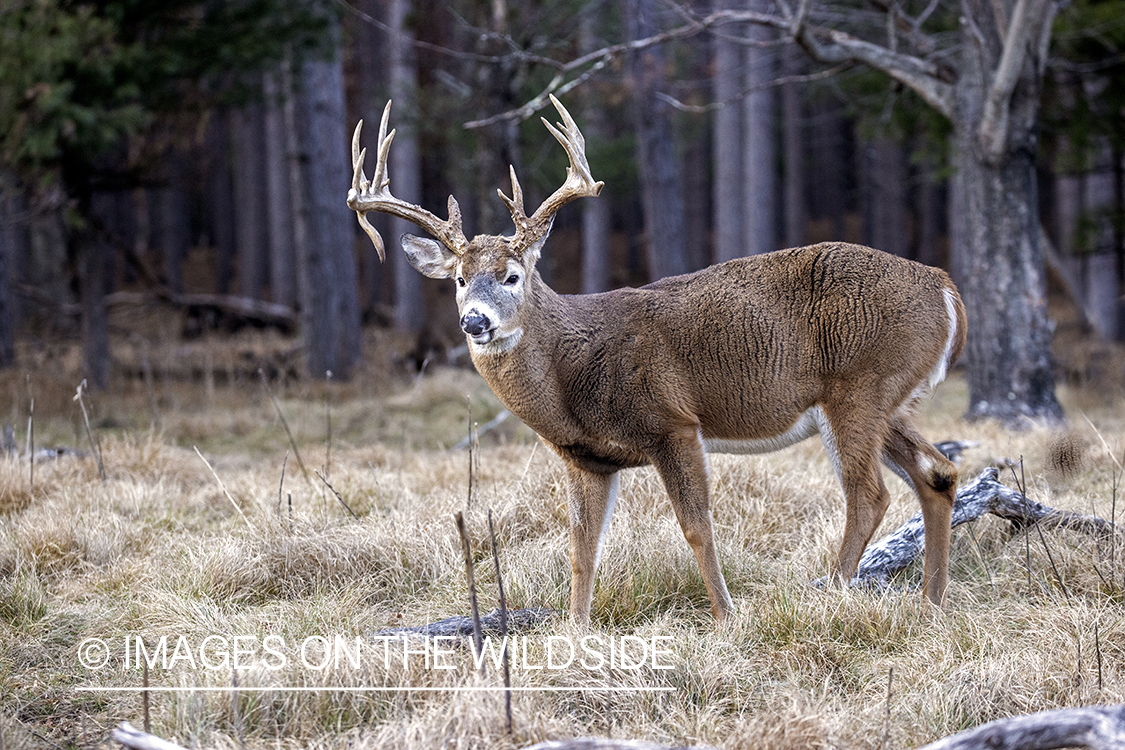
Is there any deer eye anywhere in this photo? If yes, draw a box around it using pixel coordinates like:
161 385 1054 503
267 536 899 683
503 274 520 285
456 277 466 287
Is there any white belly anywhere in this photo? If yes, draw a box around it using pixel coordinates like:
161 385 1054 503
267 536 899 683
702 406 827 455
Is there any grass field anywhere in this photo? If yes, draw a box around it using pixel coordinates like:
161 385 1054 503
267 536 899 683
0 330 1123 750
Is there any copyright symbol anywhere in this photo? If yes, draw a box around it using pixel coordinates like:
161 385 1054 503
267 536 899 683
78 638 110 670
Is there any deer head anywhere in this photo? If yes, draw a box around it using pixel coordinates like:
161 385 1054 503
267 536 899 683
347 95 603 350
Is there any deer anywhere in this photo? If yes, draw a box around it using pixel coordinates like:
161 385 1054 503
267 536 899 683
346 96 966 625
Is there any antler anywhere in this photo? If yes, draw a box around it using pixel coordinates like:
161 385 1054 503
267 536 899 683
348 101 468 260
498 95 604 251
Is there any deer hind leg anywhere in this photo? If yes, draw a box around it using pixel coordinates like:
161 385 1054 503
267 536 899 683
648 428 734 621
820 406 892 586
882 412 958 606
564 463 620 627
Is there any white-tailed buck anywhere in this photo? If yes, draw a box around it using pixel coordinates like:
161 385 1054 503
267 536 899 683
347 96 966 624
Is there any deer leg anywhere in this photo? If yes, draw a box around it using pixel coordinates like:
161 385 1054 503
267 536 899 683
564 463 620 627
821 407 892 585
648 428 734 621
883 413 958 606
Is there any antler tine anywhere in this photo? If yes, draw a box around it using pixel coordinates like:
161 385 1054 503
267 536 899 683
507 95 604 251
346 100 469 258
497 165 529 234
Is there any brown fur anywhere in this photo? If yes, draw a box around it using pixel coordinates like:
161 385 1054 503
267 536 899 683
349 100 966 624
467 242 966 623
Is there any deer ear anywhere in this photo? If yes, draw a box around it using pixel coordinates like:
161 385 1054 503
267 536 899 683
521 217 553 266
401 234 458 279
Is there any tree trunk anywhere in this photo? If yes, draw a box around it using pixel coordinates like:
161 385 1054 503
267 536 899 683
232 102 268 300
579 13 612 295
742 0 777 257
808 97 849 241
781 43 805 248
1081 141 1122 340
263 69 297 308
352 0 389 316
388 0 425 332
206 110 236 295
77 230 110 390
292 7 362 379
683 118 711 271
862 134 910 257
159 150 191 295
0 188 16 367
954 0 1063 424
626 0 689 280
711 3 743 262
915 163 945 268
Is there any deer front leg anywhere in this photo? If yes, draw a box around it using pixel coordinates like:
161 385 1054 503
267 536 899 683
564 463 620 627
648 428 734 621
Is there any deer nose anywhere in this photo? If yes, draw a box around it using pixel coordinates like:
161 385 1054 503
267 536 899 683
460 311 492 336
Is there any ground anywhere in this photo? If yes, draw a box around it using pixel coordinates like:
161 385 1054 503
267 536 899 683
0 319 1123 750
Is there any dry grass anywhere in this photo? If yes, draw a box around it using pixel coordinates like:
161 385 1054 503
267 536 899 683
0 344 1124 750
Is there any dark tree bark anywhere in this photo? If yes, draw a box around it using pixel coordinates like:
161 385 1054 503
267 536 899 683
159 149 191 295
206 110 236 295
580 13 612 295
351 0 389 315
626 0 689 280
807 96 849 240
742 0 777 257
781 43 805 248
232 102 268 300
712 5 743 262
0 190 16 367
263 69 297 308
387 0 424 332
916 161 945 268
292 8 362 379
77 226 110 389
862 134 910 257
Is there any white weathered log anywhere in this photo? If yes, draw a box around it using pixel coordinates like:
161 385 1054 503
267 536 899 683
373 607 554 639
846 467 1116 588
918 704 1125 750
523 739 715 750
110 721 189 750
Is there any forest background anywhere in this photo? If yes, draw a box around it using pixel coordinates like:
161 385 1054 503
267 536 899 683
0 0 1124 416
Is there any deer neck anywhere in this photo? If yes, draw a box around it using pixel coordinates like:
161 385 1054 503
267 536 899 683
467 272 584 434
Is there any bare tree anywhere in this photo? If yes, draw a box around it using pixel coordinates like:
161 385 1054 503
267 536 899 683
711 1 744 262
781 42 805 247
625 0 690 279
861 134 910 257
232 102 268 300
741 0 777 257
263 67 296 308
580 8 612 293
290 8 362 379
387 0 425 332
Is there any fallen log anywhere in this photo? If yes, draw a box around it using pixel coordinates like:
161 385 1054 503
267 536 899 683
522 740 713 750
846 466 1117 588
110 721 188 750
917 704 1125 750
373 607 554 639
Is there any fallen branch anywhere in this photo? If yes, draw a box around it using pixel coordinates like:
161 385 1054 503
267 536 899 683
917 704 1125 750
110 722 189 750
373 607 554 639
846 466 1117 588
522 740 715 750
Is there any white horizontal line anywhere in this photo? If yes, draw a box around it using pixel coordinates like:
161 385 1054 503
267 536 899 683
75 686 675 693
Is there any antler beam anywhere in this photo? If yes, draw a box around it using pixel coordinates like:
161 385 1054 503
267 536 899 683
498 95 604 251
348 101 468 260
